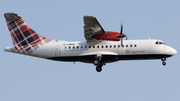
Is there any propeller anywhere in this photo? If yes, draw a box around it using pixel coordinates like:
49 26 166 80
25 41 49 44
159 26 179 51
120 24 126 48
120 24 123 46
119 24 128 48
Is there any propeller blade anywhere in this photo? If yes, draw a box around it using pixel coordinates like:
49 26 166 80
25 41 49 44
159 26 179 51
120 24 123 48
121 37 123 48
120 24 123 35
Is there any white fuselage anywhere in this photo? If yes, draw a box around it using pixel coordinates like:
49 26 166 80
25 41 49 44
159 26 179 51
5 39 177 63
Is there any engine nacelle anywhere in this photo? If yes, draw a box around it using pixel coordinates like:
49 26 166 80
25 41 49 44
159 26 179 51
93 31 120 41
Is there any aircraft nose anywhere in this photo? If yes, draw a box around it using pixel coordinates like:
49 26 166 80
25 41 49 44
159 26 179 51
170 48 177 56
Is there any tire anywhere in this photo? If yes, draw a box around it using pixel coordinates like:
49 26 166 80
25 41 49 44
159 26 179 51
96 66 102 72
162 61 166 66
93 60 99 66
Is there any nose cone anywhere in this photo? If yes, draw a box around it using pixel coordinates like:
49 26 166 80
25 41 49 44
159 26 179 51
164 46 177 57
170 48 177 56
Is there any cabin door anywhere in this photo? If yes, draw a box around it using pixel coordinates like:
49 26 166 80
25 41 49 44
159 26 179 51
55 46 61 56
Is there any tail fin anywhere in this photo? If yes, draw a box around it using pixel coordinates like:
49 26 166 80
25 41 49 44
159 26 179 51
4 13 52 54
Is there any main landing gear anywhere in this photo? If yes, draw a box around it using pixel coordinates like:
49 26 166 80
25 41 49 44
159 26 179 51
161 58 166 66
94 56 103 72
96 65 102 72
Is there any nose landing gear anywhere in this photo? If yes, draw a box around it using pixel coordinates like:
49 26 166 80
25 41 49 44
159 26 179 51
161 58 166 66
162 61 166 66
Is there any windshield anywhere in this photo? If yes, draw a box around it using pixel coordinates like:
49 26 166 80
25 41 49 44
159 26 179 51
155 41 166 45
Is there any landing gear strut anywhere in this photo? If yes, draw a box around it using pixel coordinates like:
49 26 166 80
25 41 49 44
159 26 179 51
161 58 166 66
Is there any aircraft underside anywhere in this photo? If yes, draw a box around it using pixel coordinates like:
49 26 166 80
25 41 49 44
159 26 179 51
47 54 172 63
47 54 172 72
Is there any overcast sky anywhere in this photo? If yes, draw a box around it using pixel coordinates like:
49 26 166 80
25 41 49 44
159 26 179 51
0 0 179 101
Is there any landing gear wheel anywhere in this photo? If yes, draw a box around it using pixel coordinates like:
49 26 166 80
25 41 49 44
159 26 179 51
96 66 102 72
162 61 166 66
93 60 99 66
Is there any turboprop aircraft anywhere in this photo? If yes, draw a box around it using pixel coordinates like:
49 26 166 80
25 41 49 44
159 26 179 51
4 13 177 72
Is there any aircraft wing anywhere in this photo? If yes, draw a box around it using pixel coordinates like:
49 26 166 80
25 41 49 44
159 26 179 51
79 51 118 56
84 16 105 41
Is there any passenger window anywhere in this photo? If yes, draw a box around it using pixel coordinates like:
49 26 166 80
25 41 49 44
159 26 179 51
76 46 79 49
110 45 112 48
89 46 91 48
130 45 132 47
106 45 108 48
85 46 87 48
81 46 83 48
134 45 137 47
102 45 104 48
118 45 120 48
73 46 75 49
69 46 71 49
126 45 128 47
122 45 124 47
93 46 95 48
97 46 99 48
114 45 116 48
65 47 67 49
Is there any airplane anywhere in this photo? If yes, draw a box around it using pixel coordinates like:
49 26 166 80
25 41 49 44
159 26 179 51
4 13 177 72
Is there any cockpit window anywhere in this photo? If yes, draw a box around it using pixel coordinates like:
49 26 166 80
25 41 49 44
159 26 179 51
162 42 166 45
159 42 163 44
155 41 158 44
155 41 166 45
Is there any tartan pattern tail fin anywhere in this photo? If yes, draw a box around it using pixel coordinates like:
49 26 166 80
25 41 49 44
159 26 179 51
4 13 52 54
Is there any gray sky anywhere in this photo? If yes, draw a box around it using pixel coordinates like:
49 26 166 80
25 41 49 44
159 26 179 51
0 0 179 101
